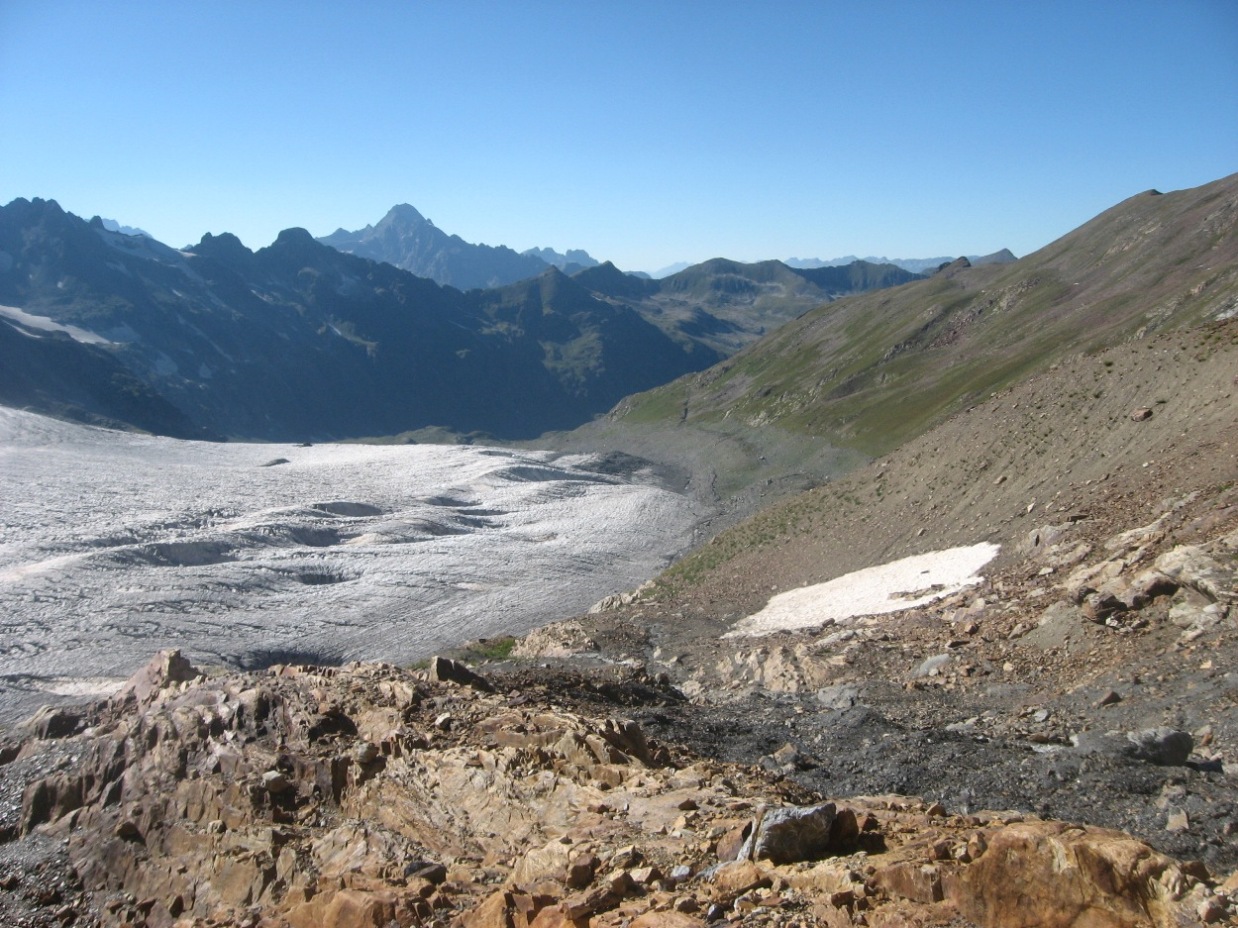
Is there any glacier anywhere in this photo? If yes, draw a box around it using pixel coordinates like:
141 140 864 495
0 408 698 724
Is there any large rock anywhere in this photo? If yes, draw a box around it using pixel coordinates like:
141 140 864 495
1125 727 1194 766
1070 728 1193 766
1155 545 1236 603
112 648 201 705
951 821 1201 928
427 655 495 692
737 803 838 865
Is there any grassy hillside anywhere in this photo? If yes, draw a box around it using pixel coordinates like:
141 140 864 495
608 175 1238 474
654 317 1238 608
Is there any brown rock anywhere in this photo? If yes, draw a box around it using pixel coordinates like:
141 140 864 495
710 860 771 900
565 853 599 889
872 861 945 904
528 905 588 928
629 865 663 886
112 649 201 706
561 882 622 920
716 821 752 862
320 889 398 928
512 838 572 887
629 913 704 927
462 889 515 928
951 822 1199 928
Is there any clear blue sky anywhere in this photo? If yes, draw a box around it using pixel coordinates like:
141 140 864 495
2 1 1235 273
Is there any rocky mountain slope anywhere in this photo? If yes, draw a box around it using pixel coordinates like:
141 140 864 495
561 316 1237 859
626 259 921 357
1 646 1230 927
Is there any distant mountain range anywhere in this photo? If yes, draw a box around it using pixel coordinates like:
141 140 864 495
99 218 151 238
318 205 601 291
319 203 987 286
521 246 600 273
0 200 919 441
651 251 1014 279
786 249 1017 274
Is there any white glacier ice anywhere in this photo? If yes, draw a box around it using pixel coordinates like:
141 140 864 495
0 407 698 723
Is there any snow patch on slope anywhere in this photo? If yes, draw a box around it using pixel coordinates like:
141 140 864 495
726 543 1000 638
0 304 113 345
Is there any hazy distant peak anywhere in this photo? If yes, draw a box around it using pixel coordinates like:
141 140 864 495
787 252 1014 274
379 203 430 227
96 217 151 238
649 261 692 279
523 245 600 270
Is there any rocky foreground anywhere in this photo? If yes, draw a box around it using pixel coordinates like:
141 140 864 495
0 639 1234 927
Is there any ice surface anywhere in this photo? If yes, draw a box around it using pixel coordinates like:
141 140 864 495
725 542 1000 637
0 408 699 723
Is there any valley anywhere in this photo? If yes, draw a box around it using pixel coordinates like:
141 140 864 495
0 173 1235 927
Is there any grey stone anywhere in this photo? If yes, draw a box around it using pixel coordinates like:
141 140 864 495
1155 546 1237 604
915 654 951 677
1126 728 1194 766
815 683 861 710
738 803 838 865
1022 601 1083 650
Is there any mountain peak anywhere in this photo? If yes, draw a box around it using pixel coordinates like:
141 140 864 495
190 231 252 263
378 203 429 228
273 227 318 247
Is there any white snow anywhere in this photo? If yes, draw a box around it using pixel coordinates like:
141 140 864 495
0 407 699 722
0 304 113 345
725 542 999 638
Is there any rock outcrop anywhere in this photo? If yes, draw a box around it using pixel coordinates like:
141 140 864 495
0 650 1230 927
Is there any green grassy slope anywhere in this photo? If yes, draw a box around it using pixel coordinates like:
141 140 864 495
613 174 1238 463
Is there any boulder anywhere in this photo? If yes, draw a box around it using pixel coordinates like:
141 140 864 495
428 655 495 692
1125 727 1194 766
950 821 1201 928
1070 728 1192 765
737 803 839 865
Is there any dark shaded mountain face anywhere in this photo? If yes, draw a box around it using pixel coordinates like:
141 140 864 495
319 204 554 290
0 197 927 441
0 199 728 440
